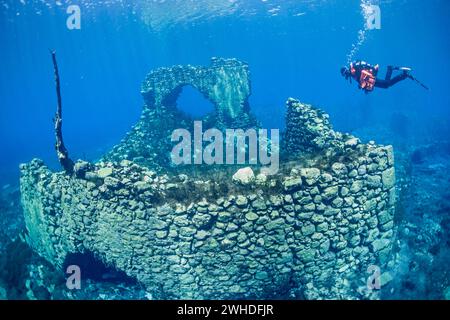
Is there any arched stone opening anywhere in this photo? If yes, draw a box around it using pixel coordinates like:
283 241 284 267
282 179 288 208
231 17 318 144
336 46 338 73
63 251 137 284
163 84 216 120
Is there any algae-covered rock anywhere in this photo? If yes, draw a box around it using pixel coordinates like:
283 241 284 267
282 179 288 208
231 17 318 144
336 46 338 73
323 186 339 199
245 212 258 221
97 167 113 179
297 249 316 263
382 167 396 189
371 239 390 252
283 177 302 191
235 195 248 207
73 160 92 178
300 168 321 185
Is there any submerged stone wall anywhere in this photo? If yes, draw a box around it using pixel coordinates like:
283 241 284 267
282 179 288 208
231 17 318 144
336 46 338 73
284 98 347 156
20 97 396 299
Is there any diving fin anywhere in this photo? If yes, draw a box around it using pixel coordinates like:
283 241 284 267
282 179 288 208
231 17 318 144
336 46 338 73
408 74 429 90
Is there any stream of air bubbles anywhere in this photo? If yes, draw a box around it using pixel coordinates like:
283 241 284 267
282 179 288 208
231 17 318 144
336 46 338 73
346 0 378 65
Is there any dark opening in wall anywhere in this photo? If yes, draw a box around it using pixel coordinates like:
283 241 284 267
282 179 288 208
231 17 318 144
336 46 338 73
176 85 215 119
63 251 137 284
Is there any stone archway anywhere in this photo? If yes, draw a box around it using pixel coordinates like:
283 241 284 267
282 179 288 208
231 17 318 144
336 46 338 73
140 57 253 124
105 58 258 171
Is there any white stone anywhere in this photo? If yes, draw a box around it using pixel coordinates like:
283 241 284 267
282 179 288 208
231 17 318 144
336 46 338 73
232 167 255 185
345 137 359 147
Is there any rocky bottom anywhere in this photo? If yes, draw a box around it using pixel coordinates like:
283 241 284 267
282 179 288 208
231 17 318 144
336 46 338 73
381 142 450 299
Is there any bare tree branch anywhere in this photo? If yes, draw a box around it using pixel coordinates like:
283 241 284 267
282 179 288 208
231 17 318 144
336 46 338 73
51 50 74 174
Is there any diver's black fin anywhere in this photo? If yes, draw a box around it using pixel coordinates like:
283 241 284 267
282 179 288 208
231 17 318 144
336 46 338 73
408 75 429 90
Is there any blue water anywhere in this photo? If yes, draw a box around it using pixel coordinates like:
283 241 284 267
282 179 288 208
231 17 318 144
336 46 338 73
0 0 449 183
1 0 450 301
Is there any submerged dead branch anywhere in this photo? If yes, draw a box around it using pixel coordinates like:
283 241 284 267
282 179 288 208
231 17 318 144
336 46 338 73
51 50 74 174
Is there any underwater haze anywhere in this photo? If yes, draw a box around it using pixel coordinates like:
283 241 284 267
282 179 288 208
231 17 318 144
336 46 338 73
0 0 450 300
1 0 449 183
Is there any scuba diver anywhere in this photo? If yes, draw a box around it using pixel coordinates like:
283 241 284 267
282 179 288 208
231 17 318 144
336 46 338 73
341 60 429 93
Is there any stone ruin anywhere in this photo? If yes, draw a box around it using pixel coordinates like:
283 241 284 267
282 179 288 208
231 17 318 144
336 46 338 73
19 58 397 299
104 57 258 171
